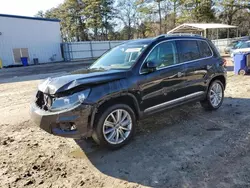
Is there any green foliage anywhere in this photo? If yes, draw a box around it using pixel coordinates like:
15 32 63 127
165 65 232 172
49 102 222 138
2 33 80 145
217 0 249 25
34 11 45 18
38 0 250 41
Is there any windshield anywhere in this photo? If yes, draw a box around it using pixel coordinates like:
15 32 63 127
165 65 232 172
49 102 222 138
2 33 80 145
90 43 148 70
229 41 238 47
236 41 250 49
235 41 244 48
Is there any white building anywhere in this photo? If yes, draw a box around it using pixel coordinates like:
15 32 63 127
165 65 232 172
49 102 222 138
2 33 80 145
0 14 63 67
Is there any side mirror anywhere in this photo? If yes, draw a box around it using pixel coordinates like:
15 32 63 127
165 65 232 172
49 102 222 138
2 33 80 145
146 61 157 72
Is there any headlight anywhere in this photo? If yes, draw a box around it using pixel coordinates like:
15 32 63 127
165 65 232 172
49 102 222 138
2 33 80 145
50 89 90 111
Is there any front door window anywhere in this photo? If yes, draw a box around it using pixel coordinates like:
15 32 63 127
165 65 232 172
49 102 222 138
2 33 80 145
141 41 178 73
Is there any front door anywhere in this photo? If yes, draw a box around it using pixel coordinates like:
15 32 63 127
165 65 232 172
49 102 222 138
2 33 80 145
138 40 187 113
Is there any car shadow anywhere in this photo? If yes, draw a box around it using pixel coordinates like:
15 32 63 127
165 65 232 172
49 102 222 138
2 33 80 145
75 97 250 187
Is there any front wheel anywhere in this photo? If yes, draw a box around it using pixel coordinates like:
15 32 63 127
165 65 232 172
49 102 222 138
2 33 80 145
92 104 136 149
200 80 224 111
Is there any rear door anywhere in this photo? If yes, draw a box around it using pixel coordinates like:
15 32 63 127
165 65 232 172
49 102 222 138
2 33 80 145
175 39 212 96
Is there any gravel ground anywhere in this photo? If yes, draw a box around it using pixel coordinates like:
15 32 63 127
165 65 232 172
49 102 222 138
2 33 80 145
0 61 93 84
1 60 250 188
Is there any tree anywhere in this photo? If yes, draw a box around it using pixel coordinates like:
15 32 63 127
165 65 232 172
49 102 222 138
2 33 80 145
36 0 250 41
170 0 180 26
116 0 137 39
34 10 45 18
45 0 88 42
233 9 250 36
82 0 115 40
82 0 103 39
217 0 249 25
136 0 161 36
100 0 115 40
179 0 216 23
196 0 216 22
156 0 163 34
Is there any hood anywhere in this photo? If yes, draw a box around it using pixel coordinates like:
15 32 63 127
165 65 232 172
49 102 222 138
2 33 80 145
38 69 128 94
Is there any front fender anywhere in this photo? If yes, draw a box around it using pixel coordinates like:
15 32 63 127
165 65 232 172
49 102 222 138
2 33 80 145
86 79 142 129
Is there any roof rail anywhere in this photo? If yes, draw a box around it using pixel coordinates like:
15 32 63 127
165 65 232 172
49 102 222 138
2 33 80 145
155 34 166 40
168 33 202 37
155 33 202 39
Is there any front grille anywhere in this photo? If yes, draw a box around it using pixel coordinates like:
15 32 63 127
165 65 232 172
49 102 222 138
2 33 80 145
36 91 53 111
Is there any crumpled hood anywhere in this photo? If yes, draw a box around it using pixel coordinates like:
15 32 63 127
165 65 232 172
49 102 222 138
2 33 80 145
38 69 128 94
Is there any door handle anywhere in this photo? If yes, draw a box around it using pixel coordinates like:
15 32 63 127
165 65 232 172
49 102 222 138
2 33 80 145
206 65 212 70
177 72 185 77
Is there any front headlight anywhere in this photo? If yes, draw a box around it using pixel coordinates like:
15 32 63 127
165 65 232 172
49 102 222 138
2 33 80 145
50 89 90 111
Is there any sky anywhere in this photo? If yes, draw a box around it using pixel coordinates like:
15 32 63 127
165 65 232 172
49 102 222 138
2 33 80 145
0 0 64 17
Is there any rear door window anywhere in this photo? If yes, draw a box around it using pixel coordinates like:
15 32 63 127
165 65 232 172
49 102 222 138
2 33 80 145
197 40 212 58
176 40 200 63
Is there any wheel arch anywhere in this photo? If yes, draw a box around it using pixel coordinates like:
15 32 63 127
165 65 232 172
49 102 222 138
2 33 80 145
209 75 226 90
90 93 141 129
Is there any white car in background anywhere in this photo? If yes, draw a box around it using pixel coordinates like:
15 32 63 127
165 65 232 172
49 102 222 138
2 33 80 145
231 40 250 58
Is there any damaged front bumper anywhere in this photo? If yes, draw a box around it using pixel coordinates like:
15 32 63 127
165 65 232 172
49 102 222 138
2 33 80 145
30 103 93 139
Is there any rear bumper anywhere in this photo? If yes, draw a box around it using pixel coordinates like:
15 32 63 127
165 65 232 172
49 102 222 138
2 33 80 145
30 103 93 139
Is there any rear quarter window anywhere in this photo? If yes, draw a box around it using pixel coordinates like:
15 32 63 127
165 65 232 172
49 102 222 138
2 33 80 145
197 40 213 58
176 40 200 63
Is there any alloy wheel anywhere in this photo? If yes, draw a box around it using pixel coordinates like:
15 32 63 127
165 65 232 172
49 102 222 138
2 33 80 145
210 82 223 107
102 109 132 145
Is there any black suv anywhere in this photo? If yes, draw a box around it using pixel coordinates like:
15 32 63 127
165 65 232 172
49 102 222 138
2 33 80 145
31 34 227 149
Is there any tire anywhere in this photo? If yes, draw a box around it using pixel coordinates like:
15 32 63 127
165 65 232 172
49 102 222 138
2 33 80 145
239 69 246 75
92 104 136 149
200 80 224 111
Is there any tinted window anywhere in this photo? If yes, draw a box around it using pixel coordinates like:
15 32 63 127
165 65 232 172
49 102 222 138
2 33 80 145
177 40 200 63
145 41 177 70
197 40 212 58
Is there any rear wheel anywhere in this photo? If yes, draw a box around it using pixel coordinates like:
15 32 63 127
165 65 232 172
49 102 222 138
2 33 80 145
200 80 224 111
92 104 136 149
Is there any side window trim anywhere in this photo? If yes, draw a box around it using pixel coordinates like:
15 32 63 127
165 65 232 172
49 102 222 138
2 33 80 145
197 40 203 58
172 41 179 65
139 38 214 75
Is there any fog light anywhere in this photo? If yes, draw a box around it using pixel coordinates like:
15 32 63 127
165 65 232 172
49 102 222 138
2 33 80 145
59 122 77 131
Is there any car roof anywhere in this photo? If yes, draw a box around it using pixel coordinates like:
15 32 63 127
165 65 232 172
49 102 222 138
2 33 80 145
238 40 250 44
160 35 205 41
125 38 155 45
124 34 206 46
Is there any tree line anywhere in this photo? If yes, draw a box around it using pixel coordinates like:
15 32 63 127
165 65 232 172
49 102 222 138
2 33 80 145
35 0 250 42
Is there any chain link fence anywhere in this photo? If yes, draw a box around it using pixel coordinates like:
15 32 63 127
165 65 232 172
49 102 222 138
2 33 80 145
61 41 125 61
61 37 249 61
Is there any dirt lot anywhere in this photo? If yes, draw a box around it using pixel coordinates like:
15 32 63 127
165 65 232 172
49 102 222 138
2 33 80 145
1 61 250 188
